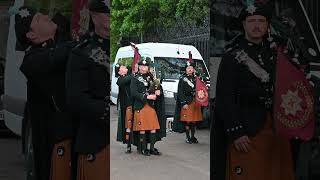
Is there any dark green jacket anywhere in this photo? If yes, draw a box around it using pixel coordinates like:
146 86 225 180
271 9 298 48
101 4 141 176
116 74 133 143
173 73 196 132
66 34 109 154
130 72 166 143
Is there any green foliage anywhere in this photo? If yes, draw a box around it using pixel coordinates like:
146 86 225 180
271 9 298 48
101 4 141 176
24 0 72 17
111 0 209 62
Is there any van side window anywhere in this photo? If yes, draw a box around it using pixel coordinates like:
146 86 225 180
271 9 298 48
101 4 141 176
154 57 209 80
118 57 133 67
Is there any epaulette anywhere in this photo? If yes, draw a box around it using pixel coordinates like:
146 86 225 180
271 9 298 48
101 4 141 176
24 45 46 57
73 39 90 50
224 34 242 52
71 39 94 56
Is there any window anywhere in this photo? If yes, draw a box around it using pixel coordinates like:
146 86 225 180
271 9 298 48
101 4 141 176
154 57 209 80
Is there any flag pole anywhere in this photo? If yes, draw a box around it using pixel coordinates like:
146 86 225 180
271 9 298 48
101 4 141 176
298 0 320 54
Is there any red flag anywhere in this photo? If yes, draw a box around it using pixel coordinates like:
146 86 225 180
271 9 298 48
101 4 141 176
71 0 89 40
131 43 140 72
195 77 209 106
274 47 315 141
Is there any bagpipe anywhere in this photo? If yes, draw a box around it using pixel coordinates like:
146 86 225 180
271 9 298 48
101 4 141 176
148 77 161 94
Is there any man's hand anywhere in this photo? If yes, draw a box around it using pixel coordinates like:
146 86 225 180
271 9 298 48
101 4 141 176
155 90 161 96
182 104 188 109
234 135 251 153
147 94 157 100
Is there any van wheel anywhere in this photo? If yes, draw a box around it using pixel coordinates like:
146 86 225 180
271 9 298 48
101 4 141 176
24 120 35 180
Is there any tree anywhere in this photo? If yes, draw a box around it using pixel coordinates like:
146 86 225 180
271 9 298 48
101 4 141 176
25 0 72 17
111 0 209 61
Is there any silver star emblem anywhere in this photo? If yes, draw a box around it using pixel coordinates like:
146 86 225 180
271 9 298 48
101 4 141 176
235 50 249 63
246 5 257 14
281 90 303 116
187 62 190 66
19 9 30 18
103 0 109 7
90 47 108 66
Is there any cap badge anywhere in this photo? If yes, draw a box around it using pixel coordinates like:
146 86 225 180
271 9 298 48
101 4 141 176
246 4 256 14
19 9 30 18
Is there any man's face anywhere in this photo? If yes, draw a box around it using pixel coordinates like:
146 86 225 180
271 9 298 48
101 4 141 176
119 65 128 75
243 15 268 39
27 13 57 43
92 12 109 38
138 65 149 74
186 66 194 75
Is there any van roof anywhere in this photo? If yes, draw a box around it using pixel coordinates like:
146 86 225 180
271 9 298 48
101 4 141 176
115 43 203 60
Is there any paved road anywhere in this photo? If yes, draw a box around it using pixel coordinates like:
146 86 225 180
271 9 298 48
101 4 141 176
110 105 210 180
0 104 210 180
0 129 25 180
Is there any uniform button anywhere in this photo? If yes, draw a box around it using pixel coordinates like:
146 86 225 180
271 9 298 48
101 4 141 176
57 146 64 156
87 154 95 162
234 166 243 175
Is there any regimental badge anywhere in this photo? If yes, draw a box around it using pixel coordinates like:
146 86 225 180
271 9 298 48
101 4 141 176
277 81 313 129
79 7 90 35
19 9 30 18
89 47 108 67
197 89 205 99
281 90 303 116
246 4 256 14
235 50 270 83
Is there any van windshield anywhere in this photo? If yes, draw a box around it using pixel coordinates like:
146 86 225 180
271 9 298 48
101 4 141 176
154 57 209 80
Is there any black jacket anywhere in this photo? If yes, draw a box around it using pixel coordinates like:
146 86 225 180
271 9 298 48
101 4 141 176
212 36 279 179
215 37 276 142
116 74 133 143
173 73 197 132
130 72 167 141
66 34 109 154
130 72 157 110
20 38 75 180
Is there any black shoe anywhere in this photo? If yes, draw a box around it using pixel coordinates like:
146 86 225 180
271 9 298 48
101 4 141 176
185 138 192 144
191 137 198 144
141 149 150 156
150 148 161 156
125 147 132 153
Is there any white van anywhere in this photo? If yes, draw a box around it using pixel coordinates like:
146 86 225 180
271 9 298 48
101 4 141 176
111 43 210 117
3 0 26 137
